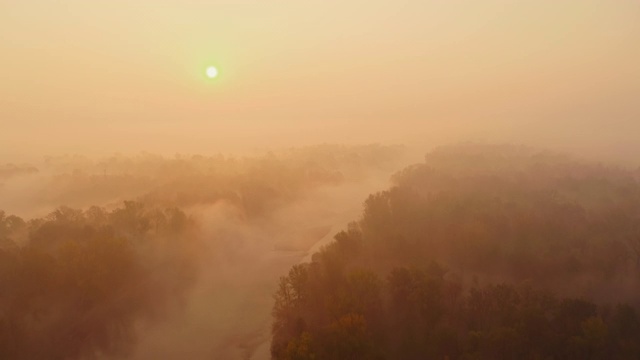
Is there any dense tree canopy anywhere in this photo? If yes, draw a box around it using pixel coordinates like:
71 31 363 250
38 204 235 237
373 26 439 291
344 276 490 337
0 202 201 359
271 144 640 359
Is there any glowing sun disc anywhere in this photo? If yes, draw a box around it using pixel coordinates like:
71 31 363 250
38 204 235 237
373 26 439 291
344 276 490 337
206 66 219 78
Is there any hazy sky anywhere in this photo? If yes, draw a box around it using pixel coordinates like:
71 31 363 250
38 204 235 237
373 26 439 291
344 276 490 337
1 0 639 160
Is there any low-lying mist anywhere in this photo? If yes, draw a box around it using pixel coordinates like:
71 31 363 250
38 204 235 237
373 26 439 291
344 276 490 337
0 144 413 359
5 143 640 359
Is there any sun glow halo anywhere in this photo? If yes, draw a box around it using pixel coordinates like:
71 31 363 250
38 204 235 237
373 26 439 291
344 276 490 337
206 66 219 79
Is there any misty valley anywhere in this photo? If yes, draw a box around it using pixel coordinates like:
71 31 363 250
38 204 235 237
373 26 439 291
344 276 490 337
1 144 640 359
3 0 640 358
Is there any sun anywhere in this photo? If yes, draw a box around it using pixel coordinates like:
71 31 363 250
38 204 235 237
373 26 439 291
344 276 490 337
206 66 219 79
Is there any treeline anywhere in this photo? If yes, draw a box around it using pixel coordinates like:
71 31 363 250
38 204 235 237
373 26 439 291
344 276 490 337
271 144 640 359
0 202 202 359
0 164 38 180
1 144 405 218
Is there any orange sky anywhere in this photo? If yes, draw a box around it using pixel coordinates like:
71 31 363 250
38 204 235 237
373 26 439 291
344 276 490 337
1 0 639 160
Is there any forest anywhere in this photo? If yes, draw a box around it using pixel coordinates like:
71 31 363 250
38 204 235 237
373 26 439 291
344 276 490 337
4 0 639 358
0 203 199 359
3 143 640 359
0 145 409 359
271 144 640 359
